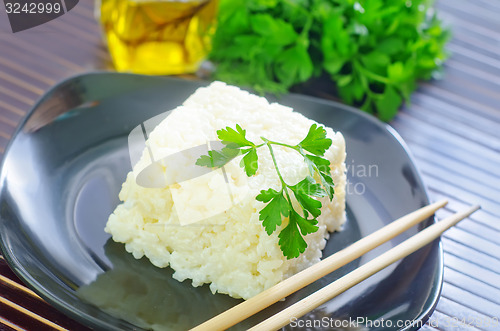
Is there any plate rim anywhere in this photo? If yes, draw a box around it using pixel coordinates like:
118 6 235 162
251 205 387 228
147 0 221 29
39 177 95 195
0 71 443 331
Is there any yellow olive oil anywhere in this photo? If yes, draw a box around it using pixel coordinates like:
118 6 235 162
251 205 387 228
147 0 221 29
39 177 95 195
98 0 218 74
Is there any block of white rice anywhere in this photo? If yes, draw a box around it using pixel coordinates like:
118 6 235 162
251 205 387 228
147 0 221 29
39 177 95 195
105 82 346 300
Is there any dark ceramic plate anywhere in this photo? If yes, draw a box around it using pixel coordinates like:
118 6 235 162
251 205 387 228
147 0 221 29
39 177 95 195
0 73 442 331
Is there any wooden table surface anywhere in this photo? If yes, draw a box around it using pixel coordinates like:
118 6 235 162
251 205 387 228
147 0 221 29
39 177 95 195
0 0 499 330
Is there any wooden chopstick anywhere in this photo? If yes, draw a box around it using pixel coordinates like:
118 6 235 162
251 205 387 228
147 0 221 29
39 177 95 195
249 204 480 331
191 199 448 331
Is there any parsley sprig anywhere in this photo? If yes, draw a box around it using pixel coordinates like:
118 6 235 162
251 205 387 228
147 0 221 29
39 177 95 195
196 124 335 259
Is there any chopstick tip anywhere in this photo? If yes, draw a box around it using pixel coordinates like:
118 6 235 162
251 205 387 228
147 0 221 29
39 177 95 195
428 199 447 210
437 199 448 207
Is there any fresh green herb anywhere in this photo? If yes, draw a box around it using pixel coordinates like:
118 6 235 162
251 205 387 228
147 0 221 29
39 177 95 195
196 124 335 259
210 0 450 121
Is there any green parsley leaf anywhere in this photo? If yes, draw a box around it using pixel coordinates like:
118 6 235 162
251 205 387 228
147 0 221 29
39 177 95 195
318 171 335 201
290 176 326 198
375 86 403 122
195 146 240 168
304 154 331 174
279 210 318 259
241 148 259 176
302 155 335 200
289 177 325 218
256 189 289 235
323 56 345 75
293 209 319 236
298 124 332 156
256 188 280 203
278 211 307 259
217 124 254 148
250 14 297 46
274 43 314 86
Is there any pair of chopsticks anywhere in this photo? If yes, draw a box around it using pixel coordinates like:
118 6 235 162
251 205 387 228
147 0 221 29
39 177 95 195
191 200 480 331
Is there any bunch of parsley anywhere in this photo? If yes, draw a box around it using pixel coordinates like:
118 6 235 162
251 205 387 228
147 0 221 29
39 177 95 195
209 0 450 121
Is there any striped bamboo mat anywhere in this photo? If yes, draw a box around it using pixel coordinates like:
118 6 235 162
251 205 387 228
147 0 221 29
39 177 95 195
0 0 498 330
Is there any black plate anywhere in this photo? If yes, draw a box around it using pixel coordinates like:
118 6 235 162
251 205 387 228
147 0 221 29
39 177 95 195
0 73 442 330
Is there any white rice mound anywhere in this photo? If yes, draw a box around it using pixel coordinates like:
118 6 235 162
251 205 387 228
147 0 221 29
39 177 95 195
105 82 346 300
